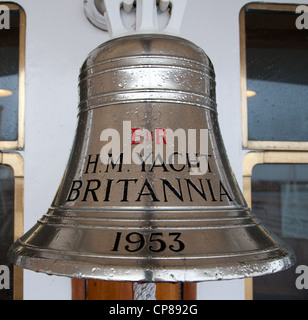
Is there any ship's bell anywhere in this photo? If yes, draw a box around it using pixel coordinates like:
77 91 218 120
8 10 295 282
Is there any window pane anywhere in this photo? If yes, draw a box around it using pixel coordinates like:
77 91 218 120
0 8 20 141
0 164 14 300
245 9 308 142
251 164 308 300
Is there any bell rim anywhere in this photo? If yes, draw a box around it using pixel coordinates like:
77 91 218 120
8 240 296 283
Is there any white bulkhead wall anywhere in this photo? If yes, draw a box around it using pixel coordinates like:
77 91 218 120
14 0 301 300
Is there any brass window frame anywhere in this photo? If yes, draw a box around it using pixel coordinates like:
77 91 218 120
240 2 308 150
0 152 24 300
243 151 308 300
0 3 26 150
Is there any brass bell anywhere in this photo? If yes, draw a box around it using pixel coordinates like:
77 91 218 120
8 3 295 282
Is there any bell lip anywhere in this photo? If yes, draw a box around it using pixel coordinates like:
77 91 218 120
8 242 296 283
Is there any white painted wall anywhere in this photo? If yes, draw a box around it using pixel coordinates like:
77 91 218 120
14 0 302 300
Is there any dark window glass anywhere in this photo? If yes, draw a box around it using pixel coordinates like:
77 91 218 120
252 164 308 300
245 9 308 142
0 8 20 141
0 164 14 300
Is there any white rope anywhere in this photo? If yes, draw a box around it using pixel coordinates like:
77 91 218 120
133 282 156 300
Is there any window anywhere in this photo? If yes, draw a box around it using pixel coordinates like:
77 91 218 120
243 152 308 300
240 3 308 150
241 3 308 300
0 3 25 300
0 3 25 150
0 153 23 300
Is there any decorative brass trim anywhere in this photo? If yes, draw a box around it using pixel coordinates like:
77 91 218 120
0 152 24 300
240 3 306 151
243 151 308 300
0 3 26 150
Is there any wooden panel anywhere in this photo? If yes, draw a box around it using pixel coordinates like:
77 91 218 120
87 281 134 300
156 283 180 300
72 279 86 300
72 280 197 300
245 278 253 300
182 283 197 300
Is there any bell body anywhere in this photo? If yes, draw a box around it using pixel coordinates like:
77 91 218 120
9 34 295 282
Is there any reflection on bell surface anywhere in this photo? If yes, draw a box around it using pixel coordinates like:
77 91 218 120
8 33 295 282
